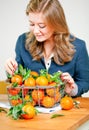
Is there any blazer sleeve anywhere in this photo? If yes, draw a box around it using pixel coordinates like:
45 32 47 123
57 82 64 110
74 41 89 96
15 33 26 66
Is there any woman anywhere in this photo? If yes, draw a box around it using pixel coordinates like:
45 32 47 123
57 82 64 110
5 0 89 97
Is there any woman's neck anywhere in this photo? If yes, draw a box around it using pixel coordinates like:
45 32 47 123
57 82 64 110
43 40 54 61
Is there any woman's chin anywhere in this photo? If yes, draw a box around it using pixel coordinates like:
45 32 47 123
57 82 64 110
36 38 45 42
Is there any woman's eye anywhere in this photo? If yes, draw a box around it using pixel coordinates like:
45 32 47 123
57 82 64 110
30 24 34 26
29 22 46 29
39 25 46 29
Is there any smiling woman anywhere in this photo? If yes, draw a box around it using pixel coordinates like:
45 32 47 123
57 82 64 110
28 12 54 43
4 0 89 97
0 1 89 83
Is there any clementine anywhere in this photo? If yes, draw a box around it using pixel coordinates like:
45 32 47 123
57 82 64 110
11 74 23 85
24 77 36 87
30 71 39 78
36 76 48 86
48 82 57 86
46 87 59 97
32 89 44 103
24 95 36 106
10 99 22 106
60 96 74 110
22 104 36 119
42 96 55 108
54 92 61 103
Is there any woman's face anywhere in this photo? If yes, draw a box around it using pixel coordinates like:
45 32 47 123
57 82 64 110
28 12 54 42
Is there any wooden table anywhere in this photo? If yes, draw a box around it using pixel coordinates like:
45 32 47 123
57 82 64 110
0 94 89 130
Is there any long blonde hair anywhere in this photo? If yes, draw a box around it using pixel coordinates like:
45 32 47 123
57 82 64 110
25 0 75 65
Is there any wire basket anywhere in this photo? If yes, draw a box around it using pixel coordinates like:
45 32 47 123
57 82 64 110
7 85 63 108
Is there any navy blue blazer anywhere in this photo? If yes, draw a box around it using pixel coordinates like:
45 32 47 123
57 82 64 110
15 33 89 97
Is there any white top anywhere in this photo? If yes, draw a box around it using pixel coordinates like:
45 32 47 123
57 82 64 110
44 53 54 70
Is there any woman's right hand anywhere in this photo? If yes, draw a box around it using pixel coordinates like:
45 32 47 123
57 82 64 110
5 57 18 75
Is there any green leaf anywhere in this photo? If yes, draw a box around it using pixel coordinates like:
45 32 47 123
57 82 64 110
59 85 65 97
18 64 24 75
14 68 19 75
0 107 7 113
22 68 27 76
23 69 31 81
7 73 12 79
73 100 80 109
35 108 40 115
9 95 20 100
51 114 64 119
7 104 24 120
50 71 63 85
40 69 48 75
12 82 18 87
29 95 33 102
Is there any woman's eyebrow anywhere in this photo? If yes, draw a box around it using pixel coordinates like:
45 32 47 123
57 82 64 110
29 20 45 24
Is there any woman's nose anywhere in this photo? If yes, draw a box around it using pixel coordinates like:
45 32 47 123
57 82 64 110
33 25 40 34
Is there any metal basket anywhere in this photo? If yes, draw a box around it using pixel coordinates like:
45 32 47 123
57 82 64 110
7 85 62 108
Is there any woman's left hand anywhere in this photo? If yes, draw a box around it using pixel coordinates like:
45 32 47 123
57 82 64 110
61 72 75 94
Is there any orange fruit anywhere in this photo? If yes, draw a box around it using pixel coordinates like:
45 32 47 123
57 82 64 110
24 95 30 101
42 96 55 108
30 71 39 78
24 95 36 106
46 87 59 97
24 77 36 87
54 92 61 103
23 88 29 96
11 74 23 85
26 100 36 106
60 96 74 110
8 88 20 96
36 76 48 86
10 99 22 106
32 89 44 103
48 82 57 87
22 104 36 119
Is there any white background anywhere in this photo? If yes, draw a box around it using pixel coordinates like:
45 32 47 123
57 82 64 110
0 0 89 96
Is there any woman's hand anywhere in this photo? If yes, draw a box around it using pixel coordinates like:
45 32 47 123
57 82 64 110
61 72 77 95
5 57 18 75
